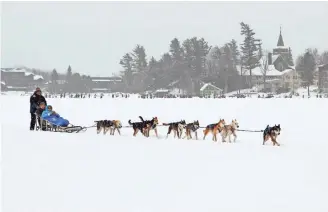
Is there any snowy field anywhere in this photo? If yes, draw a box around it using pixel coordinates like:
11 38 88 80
1 95 328 212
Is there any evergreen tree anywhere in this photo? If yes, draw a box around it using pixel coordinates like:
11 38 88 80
321 51 328 64
182 39 193 67
198 37 210 70
50 69 59 93
296 50 316 96
161 53 173 68
131 45 147 71
240 22 259 87
66 65 72 83
257 41 263 60
65 65 73 92
287 47 294 66
119 53 134 86
228 39 240 68
149 56 157 68
120 53 133 72
169 38 183 62
51 69 59 83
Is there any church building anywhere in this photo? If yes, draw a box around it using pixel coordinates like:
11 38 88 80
269 28 295 71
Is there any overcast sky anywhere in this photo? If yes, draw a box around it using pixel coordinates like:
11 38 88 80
1 1 328 76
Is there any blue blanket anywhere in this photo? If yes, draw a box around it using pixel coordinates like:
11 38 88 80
41 105 69 127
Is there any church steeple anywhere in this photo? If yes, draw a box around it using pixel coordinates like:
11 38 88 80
277 26 285 47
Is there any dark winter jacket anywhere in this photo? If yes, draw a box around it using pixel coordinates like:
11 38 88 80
30 92 47 113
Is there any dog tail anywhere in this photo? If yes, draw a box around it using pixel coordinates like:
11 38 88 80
128 120 132 125
139 116 144 122
162 123 170 126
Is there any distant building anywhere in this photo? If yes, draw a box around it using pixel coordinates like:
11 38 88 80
237 53 301 93
1 68 44 91
318 64 328 93
236 29 300 93
153 89 170 98
1 81 6 91
200 83 223 96
90 76 123 93
272 28 294 71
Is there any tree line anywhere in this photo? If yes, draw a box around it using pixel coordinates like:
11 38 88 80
48 65 93 93
27 21 328 95
119 22 328 94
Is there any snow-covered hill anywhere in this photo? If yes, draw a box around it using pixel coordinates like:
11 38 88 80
1 95 328 212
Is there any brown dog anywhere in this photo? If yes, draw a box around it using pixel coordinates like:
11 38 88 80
203 119 226 141
143 117 159 138
221 119 239 143
95 120 122 135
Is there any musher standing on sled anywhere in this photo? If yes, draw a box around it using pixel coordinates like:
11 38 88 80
30 87 47 130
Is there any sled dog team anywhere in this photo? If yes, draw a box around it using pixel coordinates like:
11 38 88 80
95 117 281 146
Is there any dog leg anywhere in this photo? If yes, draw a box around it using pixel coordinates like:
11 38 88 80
263 135 267 145
195 131 198 140
97 129 101 134
203 129 208 140
117 128 121 135
104 127 109 135
154 128 158 138
133 128 138 136
272 137 280 146
233 132 237 142
166 127 171 139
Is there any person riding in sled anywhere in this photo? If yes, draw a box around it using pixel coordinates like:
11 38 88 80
41 105 70 127
30 87 47 130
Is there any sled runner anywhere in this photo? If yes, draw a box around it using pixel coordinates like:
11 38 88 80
35 113 87 133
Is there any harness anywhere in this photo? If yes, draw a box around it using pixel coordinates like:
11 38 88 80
191 124 199 132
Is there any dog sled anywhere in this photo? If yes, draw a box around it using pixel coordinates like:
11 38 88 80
35 113 87 133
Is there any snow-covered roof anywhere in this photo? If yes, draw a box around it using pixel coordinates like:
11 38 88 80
92 79 114 82
275 46 288 49
33 75 44 80
272 55 280 63
92 88 109 91
237 65 282 76
281 69 294 75
155 89 169 93
2 68 28 73
237 64 296 77
6 86 27 89
1 81 5 85
288 65 295 70
25 72 34 76
91 77 122 82
200 83 222 91
318 64 328 69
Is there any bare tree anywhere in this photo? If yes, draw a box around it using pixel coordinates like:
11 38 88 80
259 51 269 92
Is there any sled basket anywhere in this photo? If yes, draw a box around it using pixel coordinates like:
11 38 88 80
35 113 87 133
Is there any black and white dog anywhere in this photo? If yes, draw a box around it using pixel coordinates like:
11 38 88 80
183 120 200 140
263 124 281 146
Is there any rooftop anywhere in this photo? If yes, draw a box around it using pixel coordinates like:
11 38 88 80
200 83 222 91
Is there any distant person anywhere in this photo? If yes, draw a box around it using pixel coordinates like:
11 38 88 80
30 87 47 130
